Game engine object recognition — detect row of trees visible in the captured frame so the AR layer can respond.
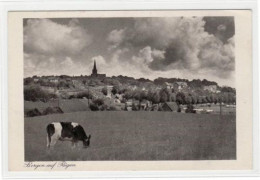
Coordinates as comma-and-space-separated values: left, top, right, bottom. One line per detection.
120, 88, 236, 105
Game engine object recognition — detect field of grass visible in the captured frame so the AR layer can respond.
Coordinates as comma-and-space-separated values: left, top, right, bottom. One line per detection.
24, 112, 236, 161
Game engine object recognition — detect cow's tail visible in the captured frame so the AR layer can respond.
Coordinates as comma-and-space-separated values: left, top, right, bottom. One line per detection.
46, 124, 55, 148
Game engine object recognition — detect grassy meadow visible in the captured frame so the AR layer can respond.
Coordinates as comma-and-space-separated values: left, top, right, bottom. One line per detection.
24, 112, 236, 161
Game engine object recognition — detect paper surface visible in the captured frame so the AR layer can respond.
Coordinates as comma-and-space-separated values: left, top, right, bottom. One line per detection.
8, 10, 252, 171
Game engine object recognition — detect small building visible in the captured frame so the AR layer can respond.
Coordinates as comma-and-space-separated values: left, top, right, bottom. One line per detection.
115, 93, 123, 101
152, 104, 159, 111
164, 82, 174, 89
114, 99, 121, 103
203, 85, 218, 93
161, 102, 179, 112
106, 85, 113, 98
33, 77, 39, 82
174, 82, 188, 91
139, 100, 152, 110
125, 99, 133, 111
48, 77, 59, 84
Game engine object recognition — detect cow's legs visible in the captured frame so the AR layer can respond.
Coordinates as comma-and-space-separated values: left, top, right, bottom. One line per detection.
50, 134, 58, 147
71, 142, 75, 149
46, 135, 50, 148
71, 141, 78, 149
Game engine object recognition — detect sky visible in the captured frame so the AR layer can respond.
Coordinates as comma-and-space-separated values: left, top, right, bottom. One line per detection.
24, 16, 235, 87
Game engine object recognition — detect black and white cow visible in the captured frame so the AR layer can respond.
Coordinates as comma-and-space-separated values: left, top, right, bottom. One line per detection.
46, 122, 91, 148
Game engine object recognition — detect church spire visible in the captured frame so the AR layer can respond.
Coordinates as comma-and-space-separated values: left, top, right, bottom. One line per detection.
92, 60, 97, 75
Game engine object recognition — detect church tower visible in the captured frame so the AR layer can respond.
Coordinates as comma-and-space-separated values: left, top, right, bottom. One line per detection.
92, 60, 97, 76
90, 59, 106, 79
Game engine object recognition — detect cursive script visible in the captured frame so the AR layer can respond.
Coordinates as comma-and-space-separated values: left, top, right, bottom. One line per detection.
24, 162, 76, 170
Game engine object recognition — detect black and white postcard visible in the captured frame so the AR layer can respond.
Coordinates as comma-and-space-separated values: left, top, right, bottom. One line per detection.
7, 10, 253, 171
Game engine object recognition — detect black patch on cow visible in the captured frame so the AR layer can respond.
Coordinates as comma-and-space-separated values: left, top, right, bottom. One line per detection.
46, 123, 55, 143
73, 125, 87, 141
60, 122, 74, 139
60, 122, 87, 141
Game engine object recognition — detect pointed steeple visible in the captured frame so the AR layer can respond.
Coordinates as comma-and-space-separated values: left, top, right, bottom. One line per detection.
92, 59, 97, 75
94, 60, 97, 70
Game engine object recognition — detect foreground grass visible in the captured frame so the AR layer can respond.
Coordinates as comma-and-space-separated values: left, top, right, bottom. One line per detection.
24, 112, 236, 161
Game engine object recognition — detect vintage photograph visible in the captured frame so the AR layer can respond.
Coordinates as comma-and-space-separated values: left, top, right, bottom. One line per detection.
23, 16, 236, 161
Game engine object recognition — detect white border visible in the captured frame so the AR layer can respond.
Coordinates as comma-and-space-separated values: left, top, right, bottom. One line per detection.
1, 0, 259, 178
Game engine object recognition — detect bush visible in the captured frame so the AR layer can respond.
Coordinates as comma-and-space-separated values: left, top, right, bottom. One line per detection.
185, 104, 196, 113
24, 77, 33, 85
108, 105, 117, 111
25, 108, 42, 117
177, 106, 182, 112
100, 104, 108, 111
121, 98, 126, 103
89, 103, 99, 111
68, 95, 76, 99
24, 86, 57, 102
42, 107, 63, 115
132, 103, 139, 111
93, 98, 104, 106
101, 87, 107, 96
76, 91, 93, 99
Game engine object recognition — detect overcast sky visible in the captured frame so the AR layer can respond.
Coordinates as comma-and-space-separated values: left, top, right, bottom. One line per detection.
24, 17, 235, 87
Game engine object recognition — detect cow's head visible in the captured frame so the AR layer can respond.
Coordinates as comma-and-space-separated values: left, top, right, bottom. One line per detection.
83, 135, 91, 148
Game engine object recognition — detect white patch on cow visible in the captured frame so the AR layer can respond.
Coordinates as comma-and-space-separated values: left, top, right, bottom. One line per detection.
71, 122, 78, 128
52, 122, 62, 137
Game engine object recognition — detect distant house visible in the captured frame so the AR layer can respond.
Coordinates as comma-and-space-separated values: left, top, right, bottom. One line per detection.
164, 82, 174, 89
106, 85, 113, 98
141, 87, 147, 91
114, 99, 121, 103
115, 93, 123, 101
125, 99, 145, 111
174, 82, 188, 91
140, 100, 152, 110
155, 86, 162, 90
152, 104, 159, 111
203, 85, 218, 93
161, 102, 179, 112
47, 76, 59, 84
125, 99, 133, 107
33, 78, 39, 82
128, 85, 137, 90
65, 77, 72, 82
50, 79, 59, 83
125, 99, 133, 111
72, 79, 77, 84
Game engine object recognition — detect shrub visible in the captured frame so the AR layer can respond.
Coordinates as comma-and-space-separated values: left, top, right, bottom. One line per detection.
111, 86, 118, 95
101, 87, 108, 96
177, 106, 182, 112
109, 105, 117, 111
42, 107, 63, 115
100, 104, 108, 111
76, 91, 93, 99
24, 77, 33, 85
132, 103, 139, 111
121, 98, 126, 103
68, 95, 76, 99
89, 103, 99, 111
185, 104, 196, 113
24, 85, 57, 102
93, 98, 104, 106
25, 108, 42, 117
